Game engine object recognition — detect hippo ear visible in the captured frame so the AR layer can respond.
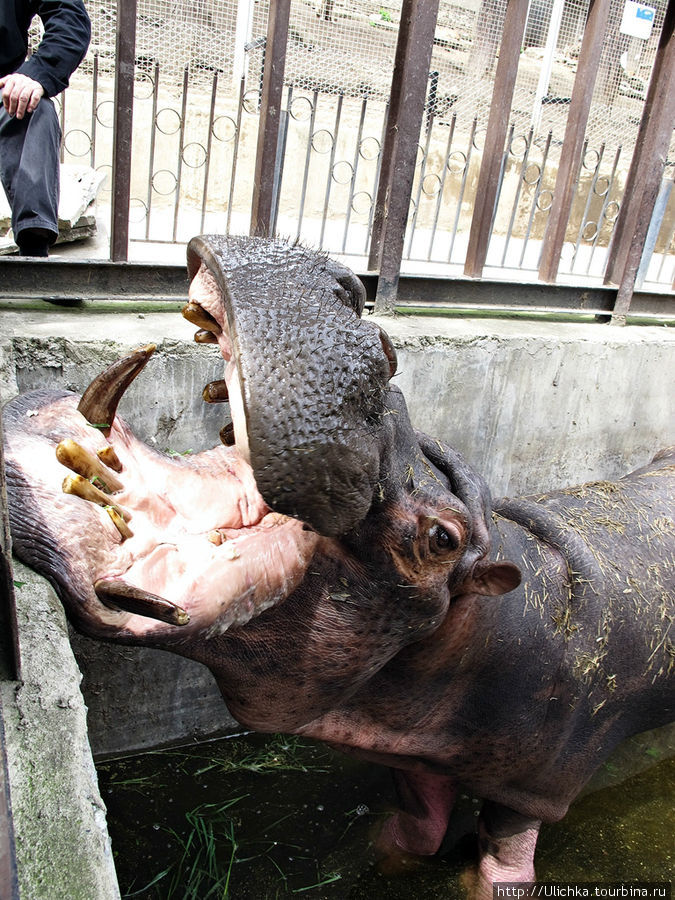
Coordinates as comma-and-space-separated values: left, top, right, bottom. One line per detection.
460, 560, 522, 597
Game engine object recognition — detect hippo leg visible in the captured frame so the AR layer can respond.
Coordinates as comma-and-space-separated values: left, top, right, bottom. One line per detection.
375, 770, 458, 871
469, 801, 540, 898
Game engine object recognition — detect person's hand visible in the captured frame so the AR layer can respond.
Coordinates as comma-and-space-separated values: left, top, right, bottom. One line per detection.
0, 73, 45, 119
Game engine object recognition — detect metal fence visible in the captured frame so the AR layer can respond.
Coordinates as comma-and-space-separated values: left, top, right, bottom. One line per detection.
29, 0, 675, 312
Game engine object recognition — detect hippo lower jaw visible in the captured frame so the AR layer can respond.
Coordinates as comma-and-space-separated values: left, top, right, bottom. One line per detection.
3, 348, 320, 644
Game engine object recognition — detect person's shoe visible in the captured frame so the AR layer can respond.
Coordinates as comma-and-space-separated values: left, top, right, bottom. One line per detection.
17, 227, 54, 258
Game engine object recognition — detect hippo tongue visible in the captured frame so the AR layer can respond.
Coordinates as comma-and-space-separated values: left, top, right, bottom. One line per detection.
186, 235, 392, 538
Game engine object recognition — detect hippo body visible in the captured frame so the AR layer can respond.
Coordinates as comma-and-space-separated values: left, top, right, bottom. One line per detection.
3, 236, 673, 892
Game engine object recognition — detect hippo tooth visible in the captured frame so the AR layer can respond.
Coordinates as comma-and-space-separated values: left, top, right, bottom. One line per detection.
56, 439, 123, 492
219, 422, 235, 446
202, 380, 229, 403
94, 579, 189, 626
97, 445, 122, 472
78, 344, 156, 437
377, 325, 398, 379
105, 506, 133, 540
194, 329, 219, 345
62, 473, 130, 521
181, 301, 222, 335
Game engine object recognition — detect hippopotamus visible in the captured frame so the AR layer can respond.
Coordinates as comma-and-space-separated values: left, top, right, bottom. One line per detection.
3, 235, 673, 894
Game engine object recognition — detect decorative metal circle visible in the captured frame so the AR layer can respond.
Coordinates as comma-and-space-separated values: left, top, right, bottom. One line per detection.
594, 175, 610, 197
422, 173, 442, 197
133, 70, 155, 100
359, 135, 380, 161
604, 200, 620, 222
311, 128, 334, 154
151, 169, 178, 196
242, 89, 260, 114
212, 115, 237, 143
536, 189, 553, 212
560, 241, 576, 261
473, 128, 486, 151
509, 133, 529, 158
582, 148, 600, 170
95, 100, 114, 128
128, 197, 148, 224
182, 141, 207, 168
351, 190, 372, 216
155, 107, 181, 135
289, 95, 313, 121
63, 128, 92, 158
331, 160, 354, 185
447, 150, 467, 175
581, 221, 598, 241
523, 163, 541, 186
95, 163, 112, 192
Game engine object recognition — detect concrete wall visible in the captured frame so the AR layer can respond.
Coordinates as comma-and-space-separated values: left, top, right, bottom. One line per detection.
1, 307, 674, 760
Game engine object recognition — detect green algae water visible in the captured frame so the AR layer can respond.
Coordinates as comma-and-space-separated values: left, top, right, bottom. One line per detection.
97, 733, 674, 899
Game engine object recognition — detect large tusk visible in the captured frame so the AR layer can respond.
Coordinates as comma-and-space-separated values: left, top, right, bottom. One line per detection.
94, 579, 190, 626
105, 506, 133, 540
203, 380, 229, 403
62, 473, 130, 520
182, 301, 222, 335
77, 345, 156, 437
56, 439, 123, 492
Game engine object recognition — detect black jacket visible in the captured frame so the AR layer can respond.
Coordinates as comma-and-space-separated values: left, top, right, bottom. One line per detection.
0, 0, 91, 97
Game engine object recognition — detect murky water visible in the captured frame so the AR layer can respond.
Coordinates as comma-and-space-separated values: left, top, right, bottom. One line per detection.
97, 733, 674, 899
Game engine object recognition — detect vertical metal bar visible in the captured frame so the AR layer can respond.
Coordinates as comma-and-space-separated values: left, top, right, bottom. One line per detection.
364, 100, 390, 255
570, 142, 604, 272
250, 0, 291, 236
226, 76, 246, 235
111, 0, 138, 262
200, 71, 219, 234
319, 93, 343, 248
586, 145, 622, 275
636, 177, 673, 287
520, 130, 552, 267
371, 0, 441, 315
270, 92, 291, 235
464, 0, 530, 278
427, 114, 455, 259
341, 97, 367, 253
59, 91, 66, 162
145, 61, 160, 241
605, 0, 675, 322
172, 66, 189, 244
90, 53, 98, 168
655, 167, 675, 283
487, 122, 515, 266
448, 118, 477, 263
501, 128, 533, 266
405, 111, 434, 258
538, 0, 613, 282
296, 90, 319, 241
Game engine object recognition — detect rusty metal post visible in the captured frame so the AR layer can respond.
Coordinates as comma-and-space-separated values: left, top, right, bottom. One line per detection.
110, 0, 138, 262
250, 0, 291, 237
604, 0, 675, 322
538, 0, 613, 282
370, 0, 441, 315
464, 0, 530, 278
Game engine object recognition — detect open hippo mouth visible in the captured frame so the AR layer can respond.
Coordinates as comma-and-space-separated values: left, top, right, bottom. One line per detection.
3, 236, 398, 644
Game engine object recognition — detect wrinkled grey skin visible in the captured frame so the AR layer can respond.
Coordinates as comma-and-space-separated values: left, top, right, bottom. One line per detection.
3, 236, 674, 894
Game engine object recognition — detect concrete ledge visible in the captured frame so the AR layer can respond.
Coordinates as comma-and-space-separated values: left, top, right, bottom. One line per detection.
0, 562, 119, 899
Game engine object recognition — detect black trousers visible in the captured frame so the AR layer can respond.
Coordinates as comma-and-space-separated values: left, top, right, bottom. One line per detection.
0, 97, 61, 243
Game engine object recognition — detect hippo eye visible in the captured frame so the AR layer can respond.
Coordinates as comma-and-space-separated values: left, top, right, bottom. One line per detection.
429, 523, 459, 553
